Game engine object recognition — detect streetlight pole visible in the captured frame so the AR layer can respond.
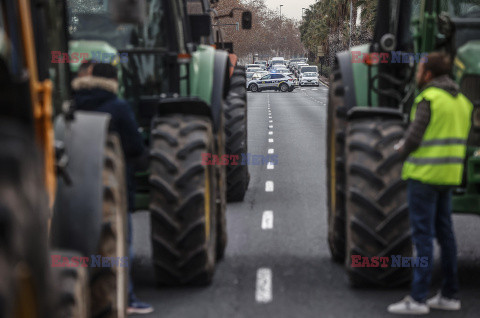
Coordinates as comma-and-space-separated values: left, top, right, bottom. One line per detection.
280, 5, 283, 20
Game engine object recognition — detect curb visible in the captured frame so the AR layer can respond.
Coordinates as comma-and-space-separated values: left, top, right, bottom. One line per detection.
319, 77, 329, 87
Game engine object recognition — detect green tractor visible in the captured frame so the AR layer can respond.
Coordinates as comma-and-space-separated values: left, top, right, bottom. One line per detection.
326, 0, 480, 287
66, 0, 237, 285
187, 0, 252, 203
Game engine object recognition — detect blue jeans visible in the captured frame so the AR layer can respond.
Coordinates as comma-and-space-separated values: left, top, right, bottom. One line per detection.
408, 180, 459, 302
127, 212, 134, 302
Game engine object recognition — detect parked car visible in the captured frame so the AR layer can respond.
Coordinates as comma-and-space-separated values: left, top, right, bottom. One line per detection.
299, 72, 320, 86
299, 65, 319, 76
295, 63, 309, 77
252, 71, 269, 80
275, 68, 298, 85
255, 60, 267, 69
246, 64, 260, 70
247, 73, 295, 93
246, 67, 263, 74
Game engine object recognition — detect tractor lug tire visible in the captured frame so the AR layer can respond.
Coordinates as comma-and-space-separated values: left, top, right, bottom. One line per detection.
149, 115, 217, 286
90, 133, 128, 318
326, 65, 347, 263
345, 118, 412, 287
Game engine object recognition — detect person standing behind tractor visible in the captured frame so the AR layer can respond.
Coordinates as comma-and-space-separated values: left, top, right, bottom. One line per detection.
388, 52, 473, 315
72, 63, 154, 315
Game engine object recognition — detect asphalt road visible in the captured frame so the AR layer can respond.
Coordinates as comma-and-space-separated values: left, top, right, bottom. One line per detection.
131, 86, 480, 318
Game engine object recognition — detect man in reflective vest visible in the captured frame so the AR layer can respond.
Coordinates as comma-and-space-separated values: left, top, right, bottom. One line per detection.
388, 52, 472, 315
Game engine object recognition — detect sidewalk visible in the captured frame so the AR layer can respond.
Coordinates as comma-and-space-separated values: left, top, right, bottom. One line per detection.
319, 75, 329, 87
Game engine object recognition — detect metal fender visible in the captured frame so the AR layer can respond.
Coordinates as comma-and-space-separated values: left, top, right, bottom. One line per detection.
51, 111, 110, 257
336, 50, 357, 110
211, 50, 230, 132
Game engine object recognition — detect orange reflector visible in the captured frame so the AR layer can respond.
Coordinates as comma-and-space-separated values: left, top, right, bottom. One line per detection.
177, 53, 191, 63
363, 54, 374, 66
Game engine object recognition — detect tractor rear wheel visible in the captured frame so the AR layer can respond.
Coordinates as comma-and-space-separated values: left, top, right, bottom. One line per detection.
149, 115, 217, 285
51, 250, 89, 318
90, 133, 128, 318
0, 121, 52, 318
229, 66, 247, 100
345, 118, 412, 287
216, 109, 228, 260
326, 68, 348, 263
224, 89, 249, 202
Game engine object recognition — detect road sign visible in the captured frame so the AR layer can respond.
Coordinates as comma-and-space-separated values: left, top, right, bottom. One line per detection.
317, 46, 325, 57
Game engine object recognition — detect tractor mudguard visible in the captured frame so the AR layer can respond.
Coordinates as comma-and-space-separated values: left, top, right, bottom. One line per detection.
211, 50, 230, 132
347, 107, 404, 121
336, 51, 357, 110
51, 111, 110, 257
154, 96, 212, 118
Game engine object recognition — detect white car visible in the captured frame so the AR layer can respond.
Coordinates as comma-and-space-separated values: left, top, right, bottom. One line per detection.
247, 73, 295, 93
246, 67, 263, 74
299, 72, 320, 86
252, 71, 269, 80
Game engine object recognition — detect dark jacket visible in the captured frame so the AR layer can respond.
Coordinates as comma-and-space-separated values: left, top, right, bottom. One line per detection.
72, 76, 145, 211
400, 75, 461, 157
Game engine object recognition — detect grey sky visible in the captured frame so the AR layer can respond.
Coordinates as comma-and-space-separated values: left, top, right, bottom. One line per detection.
263, 0, 318, 21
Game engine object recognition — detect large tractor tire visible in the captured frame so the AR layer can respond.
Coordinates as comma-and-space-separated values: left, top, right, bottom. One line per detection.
224, 66, 249, 202
228, 66, 247, 100
149, 115, 217, 286
51, 250, 89, 318
216, 115, 227, 261
90, 133, 128, 318
326, 68, 348, 263
345, 118, 412, 287
0, 122, 52, 318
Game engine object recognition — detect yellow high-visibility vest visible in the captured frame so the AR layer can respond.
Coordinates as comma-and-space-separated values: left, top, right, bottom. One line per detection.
402, 86, 473, 185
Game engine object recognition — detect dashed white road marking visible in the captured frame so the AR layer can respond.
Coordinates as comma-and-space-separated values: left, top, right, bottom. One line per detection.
256, 268, 272, 303
269, 120, 273, 123
261, 211, 274, 229
267, 162, 274, 170
269, 125, 273, 129
268, 149, 274, 154
265, 181, 274, 192
268, 138, 274, 143
268, 131, 273, 135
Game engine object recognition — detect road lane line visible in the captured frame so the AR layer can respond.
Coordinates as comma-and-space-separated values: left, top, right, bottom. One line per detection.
269, 125, 273, 129
268, 138, 274, 143
255, 268, 272, 303
269, 120, 273, 123
261, 211, 274, 229
265, 181, 274, 192
268, 131, 273, 135
267, 162, 274, 170
268, 149, 274, 154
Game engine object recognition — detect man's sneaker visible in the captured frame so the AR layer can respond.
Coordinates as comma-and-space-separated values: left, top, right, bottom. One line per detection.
127, 296, 154, 315
387, 296, 430, 315
427, 292, 461, 311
